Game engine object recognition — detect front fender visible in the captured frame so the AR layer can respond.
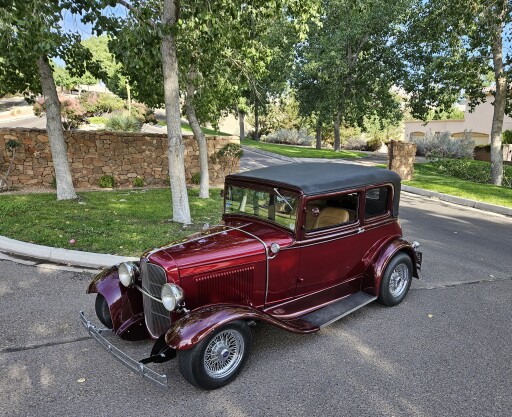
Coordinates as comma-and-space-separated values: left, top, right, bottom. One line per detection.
87, 266, 149, 341
362, 237, 419, 296
165, 304, 319, 351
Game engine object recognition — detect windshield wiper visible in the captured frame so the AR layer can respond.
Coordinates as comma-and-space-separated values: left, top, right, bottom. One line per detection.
273, 188, 294, 212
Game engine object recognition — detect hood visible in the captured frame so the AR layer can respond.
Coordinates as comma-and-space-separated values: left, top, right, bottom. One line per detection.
146, 222, 294, 276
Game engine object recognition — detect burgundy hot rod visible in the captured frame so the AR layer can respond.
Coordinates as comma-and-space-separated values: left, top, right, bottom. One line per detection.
81, 163, 422, 390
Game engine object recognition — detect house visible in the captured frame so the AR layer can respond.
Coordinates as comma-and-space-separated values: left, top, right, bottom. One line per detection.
404, 91, 512, 145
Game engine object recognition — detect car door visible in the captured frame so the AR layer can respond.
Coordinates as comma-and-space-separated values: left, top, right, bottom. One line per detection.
295, 191, 370, 298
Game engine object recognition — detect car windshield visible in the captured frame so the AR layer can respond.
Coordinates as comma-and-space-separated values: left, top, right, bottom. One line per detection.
225, 185, 298, 231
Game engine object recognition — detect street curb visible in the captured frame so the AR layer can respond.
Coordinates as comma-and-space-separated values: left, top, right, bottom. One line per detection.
402, 185, 512, 217
241, 145, 297, 162
0, 236, 138, 269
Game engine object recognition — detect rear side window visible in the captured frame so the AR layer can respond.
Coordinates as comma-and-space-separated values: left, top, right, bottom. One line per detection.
305, 192, 359, 231
365, 187, 390, 219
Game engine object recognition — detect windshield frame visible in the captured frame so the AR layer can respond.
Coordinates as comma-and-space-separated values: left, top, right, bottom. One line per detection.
223, 181, 300, 233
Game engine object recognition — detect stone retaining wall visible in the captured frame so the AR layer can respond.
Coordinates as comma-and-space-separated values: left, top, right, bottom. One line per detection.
0, 128, 240, 189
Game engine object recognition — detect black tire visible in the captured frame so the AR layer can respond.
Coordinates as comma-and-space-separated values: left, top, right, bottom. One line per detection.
177, 321, 252, 390
95, 294, 113, 329
378, 252, 413, 307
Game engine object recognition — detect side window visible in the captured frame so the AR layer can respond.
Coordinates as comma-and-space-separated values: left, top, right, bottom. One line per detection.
365, 186, 390, 219
305, 192, 359, 231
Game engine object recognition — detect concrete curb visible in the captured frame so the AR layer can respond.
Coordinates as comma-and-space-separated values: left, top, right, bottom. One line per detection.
0, 236, 138, 269
402, 185, 512, 217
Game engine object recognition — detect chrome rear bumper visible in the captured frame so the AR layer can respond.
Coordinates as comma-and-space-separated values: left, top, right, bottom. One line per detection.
79, 311, 168, 388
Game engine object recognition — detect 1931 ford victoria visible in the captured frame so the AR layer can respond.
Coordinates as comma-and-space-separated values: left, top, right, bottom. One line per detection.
80, 163, 422, 390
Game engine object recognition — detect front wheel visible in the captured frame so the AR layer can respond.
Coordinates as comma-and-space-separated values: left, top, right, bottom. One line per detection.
378, 252, 413, 307
177, 321, 252, 390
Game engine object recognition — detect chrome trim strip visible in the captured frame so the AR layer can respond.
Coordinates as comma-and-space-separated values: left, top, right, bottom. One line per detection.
135, 285, 162, 303
145, 224, 252, 258
80, 311, 168, 388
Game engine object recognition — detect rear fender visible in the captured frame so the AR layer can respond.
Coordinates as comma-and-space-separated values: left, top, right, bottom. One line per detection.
362, 237, 419, 297
87, 266, 149, 341
165, 304, 319, 351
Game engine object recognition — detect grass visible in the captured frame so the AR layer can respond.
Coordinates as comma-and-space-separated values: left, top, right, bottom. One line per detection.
405, 163, 512, 208
157, 120, 232, 136
87, 116, 109, 125
0, 188, 224, 256
241, 139, 365, 159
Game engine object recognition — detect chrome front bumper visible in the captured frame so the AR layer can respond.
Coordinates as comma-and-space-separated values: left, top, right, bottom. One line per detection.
79, 311, 168, 387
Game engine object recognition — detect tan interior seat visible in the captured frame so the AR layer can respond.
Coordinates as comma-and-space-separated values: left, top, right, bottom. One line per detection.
312, 207, 350, 229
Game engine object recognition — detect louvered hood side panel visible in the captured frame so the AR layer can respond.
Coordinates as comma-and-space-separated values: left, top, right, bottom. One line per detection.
195, 266, 255, 306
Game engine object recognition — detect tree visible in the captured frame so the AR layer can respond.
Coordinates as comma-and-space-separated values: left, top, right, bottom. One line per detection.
399, 0, 512, 186
294, 0, 409, 151
0, 1, 99, 200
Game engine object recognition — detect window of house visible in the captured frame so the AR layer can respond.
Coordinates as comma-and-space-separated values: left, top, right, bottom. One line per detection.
365, 186, 390, 219
305, 192, 359, 231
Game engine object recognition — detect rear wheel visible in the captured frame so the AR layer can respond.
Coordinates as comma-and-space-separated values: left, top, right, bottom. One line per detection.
177, 321, 252, 390
95, 294, 113, 329
378, 252, 413, 307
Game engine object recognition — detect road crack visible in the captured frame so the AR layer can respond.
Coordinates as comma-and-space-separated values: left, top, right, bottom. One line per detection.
412, 275, 512, 290
0, 336, 91, 355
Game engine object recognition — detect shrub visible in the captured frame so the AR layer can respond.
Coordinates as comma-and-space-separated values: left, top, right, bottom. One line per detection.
191, 172, 201, 185
79, 92, 125, 116
503, 130, 512, 145
99, 175, 116, 188
33, 95, 86, 130
132, 177, 144, 187
105, 114, 142, 132
365, 138, 382, 152
430, 159, 512, 189
130, 102, 157, 124
341, 137, 367, 151
212, 143, 243, 177
263, 129, 314, 146
409, 131, 474, 159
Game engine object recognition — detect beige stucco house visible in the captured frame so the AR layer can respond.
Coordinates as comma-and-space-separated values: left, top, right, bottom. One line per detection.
404, 92, 512, 145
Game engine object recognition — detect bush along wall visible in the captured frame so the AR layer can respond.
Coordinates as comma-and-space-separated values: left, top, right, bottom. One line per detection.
0, 128, 240, 189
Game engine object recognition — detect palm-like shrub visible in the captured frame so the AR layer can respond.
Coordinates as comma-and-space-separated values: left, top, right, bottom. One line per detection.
105, 113, 142, 132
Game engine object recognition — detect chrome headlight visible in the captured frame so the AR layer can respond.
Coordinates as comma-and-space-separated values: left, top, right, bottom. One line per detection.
161, 283, 184, 311
118, 262, 140, 287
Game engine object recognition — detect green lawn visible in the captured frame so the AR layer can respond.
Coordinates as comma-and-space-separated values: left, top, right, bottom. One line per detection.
242, 139, 365, 159
405, 163, 512, 208
0, 188, 224, 256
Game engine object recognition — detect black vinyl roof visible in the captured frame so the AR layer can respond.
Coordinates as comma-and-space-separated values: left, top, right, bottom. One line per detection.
227, 163, 402, 215
228, 163, 401, 194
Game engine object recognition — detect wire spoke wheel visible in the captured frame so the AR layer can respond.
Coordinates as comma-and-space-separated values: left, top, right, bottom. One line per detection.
389, 264, 410, 298
203, 329, 244, 379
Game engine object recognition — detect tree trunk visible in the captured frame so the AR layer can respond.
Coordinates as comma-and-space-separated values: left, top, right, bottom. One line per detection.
161, 0, 191, 223
333, 111, 341, 152
315, 121, 322, 149
37, 55, 77, 200
238, 110, 245, 141
185, 66, 209, 199
489, 7, 506, 186
254, 100, 259, 141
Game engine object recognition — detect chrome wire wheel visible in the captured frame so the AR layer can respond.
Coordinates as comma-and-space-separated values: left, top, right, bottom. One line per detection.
389, 263, 410, 298
203, 329, 245, 379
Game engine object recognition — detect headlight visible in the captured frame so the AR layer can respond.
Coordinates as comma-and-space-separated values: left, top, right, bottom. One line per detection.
118, 262, 140, 287
161, 283, 184, 311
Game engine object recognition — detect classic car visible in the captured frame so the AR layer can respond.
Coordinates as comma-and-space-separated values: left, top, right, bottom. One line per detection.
80, 162, 422, 390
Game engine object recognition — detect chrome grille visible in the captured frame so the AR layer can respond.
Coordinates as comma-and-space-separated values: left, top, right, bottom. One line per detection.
141, 259, 171, 338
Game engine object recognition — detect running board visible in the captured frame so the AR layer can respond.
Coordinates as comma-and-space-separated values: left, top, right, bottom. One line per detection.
300, 292, 377, 328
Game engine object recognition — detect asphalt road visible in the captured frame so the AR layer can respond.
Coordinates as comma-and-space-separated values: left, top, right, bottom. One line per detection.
1, 188, 511, 416
0, 115, 47, 129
